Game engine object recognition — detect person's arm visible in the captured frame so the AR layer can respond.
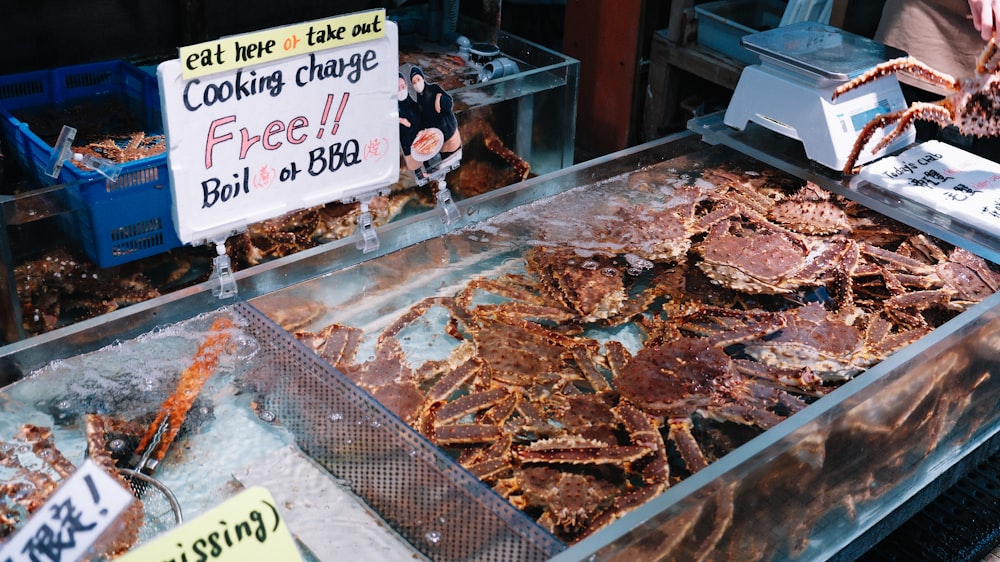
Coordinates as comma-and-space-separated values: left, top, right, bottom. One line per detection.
438, 91, 454, 114
969, 0, 1000, 40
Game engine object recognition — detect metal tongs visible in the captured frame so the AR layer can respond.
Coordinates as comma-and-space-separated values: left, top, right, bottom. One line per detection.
130, 415, 171, 476
120, 415, 183, 522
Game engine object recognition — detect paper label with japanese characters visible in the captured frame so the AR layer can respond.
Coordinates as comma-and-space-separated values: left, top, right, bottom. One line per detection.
858, 140, 1000, 232
0, 459, 134, 562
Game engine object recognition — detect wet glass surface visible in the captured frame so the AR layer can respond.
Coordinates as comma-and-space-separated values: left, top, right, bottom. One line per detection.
0, 310, 326, 551
250, 141, 1000, 557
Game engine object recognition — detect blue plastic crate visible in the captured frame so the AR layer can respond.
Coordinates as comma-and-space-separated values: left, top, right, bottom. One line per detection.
0, 60, 181, 268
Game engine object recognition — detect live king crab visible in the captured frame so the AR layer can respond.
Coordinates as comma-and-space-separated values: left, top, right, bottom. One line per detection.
833, 37, 1000, 174
0, 315, 240, 554
15, 249, 166, 335
0, 421, 146, 557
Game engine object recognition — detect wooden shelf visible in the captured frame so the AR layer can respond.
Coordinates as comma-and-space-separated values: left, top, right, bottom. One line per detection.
643, 28, 746, 141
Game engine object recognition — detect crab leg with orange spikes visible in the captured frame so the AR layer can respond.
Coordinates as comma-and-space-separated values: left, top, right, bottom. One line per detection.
134, 316, 235, 466
833, 58, 961, 102
841, 103, 954, 174
978, 38, 1000, 73
831, 39, 1000, 177
832, 57, 962, 174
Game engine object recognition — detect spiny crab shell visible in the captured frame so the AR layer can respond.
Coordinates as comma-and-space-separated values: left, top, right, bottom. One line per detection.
741, 302, 870, 381
583, 183, 715, 264
524, 245, 628, 323
767, 184, 851, 236
614, 337, 804, 430
695, 217, 855, 295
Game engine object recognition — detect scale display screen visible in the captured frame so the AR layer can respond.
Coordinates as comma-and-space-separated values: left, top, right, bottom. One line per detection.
849, 98, 891, 132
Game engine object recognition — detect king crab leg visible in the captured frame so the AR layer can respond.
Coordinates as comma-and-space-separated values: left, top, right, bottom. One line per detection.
831, 38, 1000, 174
134, 316, 234, 468
840, 103, 954, 174
833, 59, 960, 102
977, 39, 1000, 73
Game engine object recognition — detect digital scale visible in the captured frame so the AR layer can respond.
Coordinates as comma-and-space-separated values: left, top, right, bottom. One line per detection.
724, 21, 915, 171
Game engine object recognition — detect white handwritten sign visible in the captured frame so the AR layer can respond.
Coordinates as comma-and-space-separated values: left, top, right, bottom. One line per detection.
858, 140, 1000, 233
0, 460, 134, 562
157, 12, 399, 245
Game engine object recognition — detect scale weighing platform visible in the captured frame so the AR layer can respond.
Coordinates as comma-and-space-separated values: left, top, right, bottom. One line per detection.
724, 21, 915, 171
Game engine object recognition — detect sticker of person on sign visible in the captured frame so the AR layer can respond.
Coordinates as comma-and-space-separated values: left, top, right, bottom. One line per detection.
399, 64, 462, 186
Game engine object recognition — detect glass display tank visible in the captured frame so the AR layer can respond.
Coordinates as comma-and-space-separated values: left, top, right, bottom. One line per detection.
1, 132, 999, 561
0, 13, 580, 341
393, 7, 579, 179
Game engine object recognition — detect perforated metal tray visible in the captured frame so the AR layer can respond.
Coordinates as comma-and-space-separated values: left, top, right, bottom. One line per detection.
232, 301, 564, 561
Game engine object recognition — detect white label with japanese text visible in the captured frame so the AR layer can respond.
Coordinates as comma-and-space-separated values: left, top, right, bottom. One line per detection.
858, 140, 1000, 232
0, 459, 134, 562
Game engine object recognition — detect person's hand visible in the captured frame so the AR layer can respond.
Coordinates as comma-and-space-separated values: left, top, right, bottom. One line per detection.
969, 0, 1000, 41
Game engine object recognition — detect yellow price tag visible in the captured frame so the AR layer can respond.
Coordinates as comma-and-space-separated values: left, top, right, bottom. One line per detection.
117, 486, 302, 562
179, 9, 386, 79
